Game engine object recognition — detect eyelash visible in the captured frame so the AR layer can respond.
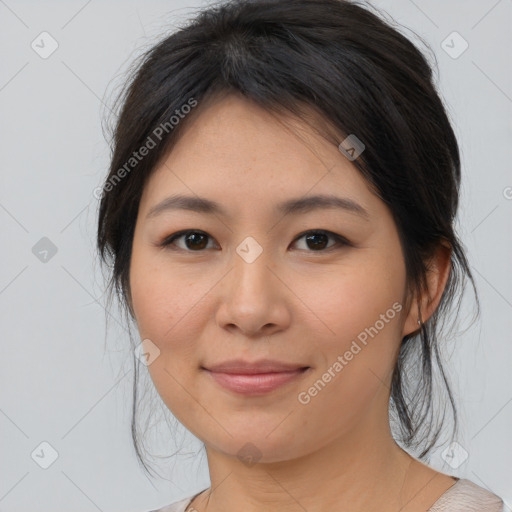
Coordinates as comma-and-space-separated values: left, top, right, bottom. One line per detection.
158, 229, 351, 253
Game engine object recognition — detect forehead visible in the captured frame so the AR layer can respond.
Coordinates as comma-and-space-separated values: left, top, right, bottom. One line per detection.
139, 93, 377, 218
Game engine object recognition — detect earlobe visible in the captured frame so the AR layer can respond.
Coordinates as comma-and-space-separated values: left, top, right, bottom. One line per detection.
401, 242, 452, 338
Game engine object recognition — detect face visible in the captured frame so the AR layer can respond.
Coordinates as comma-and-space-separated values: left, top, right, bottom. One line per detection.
129, 94, 419, 463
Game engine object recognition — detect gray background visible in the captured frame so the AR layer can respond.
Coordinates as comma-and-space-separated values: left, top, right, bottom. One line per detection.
1, 0, 511, 510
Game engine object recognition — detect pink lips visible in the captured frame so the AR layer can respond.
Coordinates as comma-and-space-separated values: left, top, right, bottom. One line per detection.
202, 359, 310, 395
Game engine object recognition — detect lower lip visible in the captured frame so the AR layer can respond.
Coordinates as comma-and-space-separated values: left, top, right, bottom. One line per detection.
204, 368, 309, 395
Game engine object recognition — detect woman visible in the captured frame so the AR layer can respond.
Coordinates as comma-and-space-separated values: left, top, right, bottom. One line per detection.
96, 0, 506, 510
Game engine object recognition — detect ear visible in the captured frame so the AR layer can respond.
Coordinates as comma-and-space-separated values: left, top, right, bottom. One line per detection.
402, 241, 452, 337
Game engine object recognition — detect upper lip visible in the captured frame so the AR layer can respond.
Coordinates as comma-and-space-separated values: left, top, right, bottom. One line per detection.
203, 359, 309, 374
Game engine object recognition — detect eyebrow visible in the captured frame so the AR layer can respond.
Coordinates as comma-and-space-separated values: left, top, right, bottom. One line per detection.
146, 193, 370, 221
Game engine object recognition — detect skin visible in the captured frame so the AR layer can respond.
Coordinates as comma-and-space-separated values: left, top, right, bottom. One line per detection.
129, 93, 456, 512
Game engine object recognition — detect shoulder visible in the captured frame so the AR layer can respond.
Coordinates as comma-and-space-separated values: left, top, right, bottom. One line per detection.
145, 480, 507, 512
145, 495, 194, 512
428, 478, 506, 512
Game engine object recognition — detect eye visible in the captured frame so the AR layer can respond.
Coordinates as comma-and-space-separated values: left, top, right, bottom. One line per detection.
291, 229, 349, 252
159, 229, 350, 252
159, 230, 217, 251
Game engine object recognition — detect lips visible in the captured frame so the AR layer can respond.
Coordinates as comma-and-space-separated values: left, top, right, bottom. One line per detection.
202, 359, 311, 395
203, 358, 309, 374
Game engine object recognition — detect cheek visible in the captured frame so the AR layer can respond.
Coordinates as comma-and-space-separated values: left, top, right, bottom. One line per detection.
302, 255, 405, 343
129, 245, 203, 347
294, 260, 405, 433
310, 249, 407, 388
129, 250, 206, 421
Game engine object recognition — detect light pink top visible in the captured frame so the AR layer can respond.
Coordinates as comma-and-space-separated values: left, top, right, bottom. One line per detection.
148, 477, 506, 512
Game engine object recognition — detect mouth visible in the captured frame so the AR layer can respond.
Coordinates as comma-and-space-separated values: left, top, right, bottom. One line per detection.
201, 360, 311, 395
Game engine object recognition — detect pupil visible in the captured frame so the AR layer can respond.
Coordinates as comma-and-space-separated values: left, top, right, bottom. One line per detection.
186, 232, 207, 250
306, 233, 327, 250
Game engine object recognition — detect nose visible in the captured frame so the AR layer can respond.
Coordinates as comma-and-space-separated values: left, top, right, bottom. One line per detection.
214, 240, 292, 338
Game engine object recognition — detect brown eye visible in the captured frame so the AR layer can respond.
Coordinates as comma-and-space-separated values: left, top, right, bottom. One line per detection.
292, 230, 349, 252
160, 230, 216, 251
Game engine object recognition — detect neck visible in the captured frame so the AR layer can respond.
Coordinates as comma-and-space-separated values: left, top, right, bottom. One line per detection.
194, 406, 419, 512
